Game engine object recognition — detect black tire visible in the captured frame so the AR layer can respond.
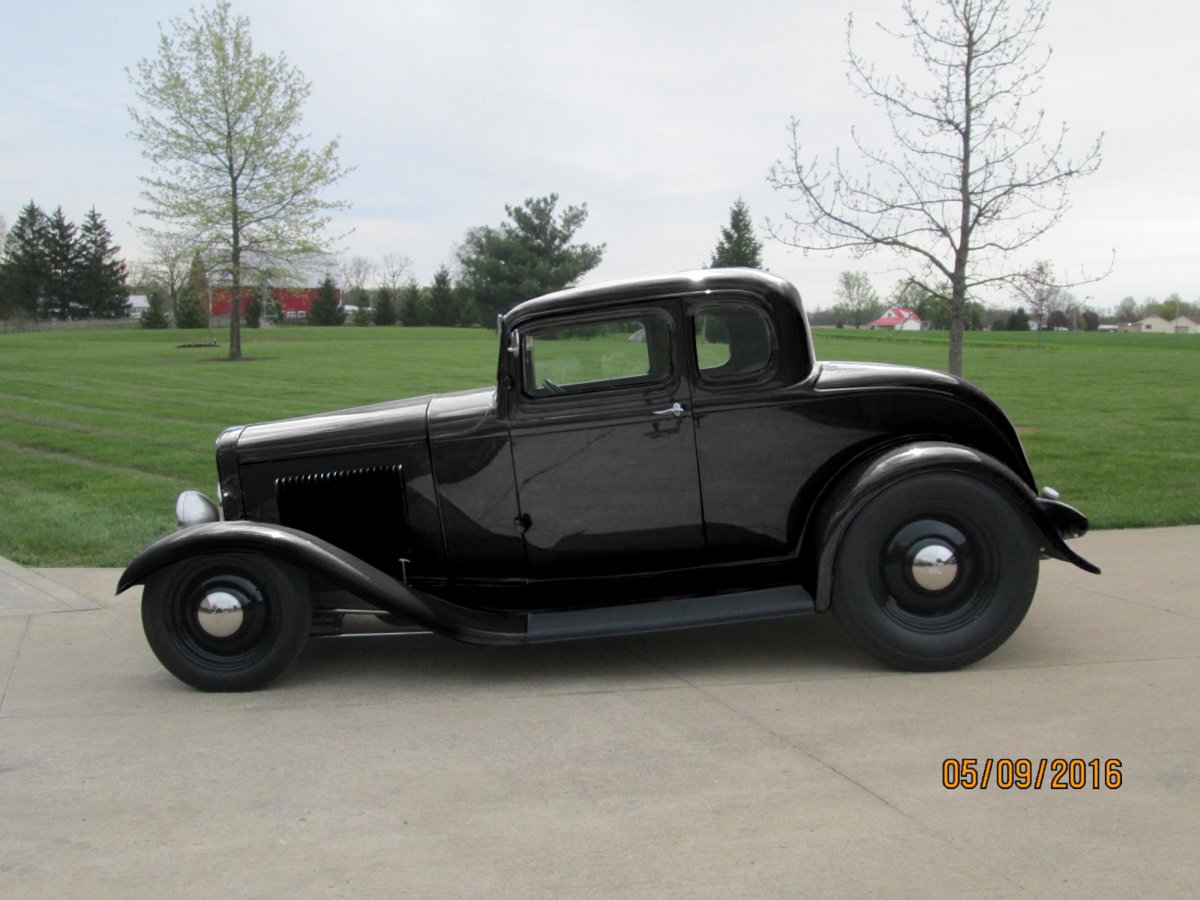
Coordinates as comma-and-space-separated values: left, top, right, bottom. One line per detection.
142, 554, 312, 692
832, 473, 1038, 671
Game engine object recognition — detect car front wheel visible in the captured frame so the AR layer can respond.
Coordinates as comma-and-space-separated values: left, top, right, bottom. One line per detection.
142, 554, 311, 691
832, 473, 1039, 671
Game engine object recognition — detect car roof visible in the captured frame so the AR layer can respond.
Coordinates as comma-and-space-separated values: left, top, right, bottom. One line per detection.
501, 268, 803, 327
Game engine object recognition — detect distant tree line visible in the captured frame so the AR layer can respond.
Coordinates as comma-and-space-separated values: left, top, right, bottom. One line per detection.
1113, 294, 1199, 323
811, 266, 1199, 335
0, 201, 129, 321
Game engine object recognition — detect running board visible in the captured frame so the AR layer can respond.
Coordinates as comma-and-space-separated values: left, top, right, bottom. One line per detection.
525, 584, 815, 643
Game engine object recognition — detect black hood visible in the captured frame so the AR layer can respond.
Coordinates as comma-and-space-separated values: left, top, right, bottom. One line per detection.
234, 393, 435, 464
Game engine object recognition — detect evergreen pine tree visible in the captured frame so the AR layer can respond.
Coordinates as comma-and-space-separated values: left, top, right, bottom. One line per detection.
428, 266, 459, 326
708, 198, 764, 269
399, 280, 428, 326
373, 286, 397, 325
140, 289, 171, 328
77, 208, 129, 318
308, 274, 345, 325
0, 201, 49, 319
43, 207, 81, 320
175, 252, 210, 328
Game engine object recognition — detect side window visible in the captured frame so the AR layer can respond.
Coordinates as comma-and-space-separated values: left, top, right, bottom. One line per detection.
522, 314, 672, 397
693, 303, 774, 381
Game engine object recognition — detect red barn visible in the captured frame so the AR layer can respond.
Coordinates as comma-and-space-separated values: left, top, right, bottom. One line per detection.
210, 287, 335, 319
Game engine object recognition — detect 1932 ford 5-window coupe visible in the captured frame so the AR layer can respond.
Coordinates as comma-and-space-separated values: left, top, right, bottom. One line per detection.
119, 269, 1098, 691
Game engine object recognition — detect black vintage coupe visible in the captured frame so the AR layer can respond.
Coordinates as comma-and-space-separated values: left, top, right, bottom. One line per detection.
119, 269, 1097, 690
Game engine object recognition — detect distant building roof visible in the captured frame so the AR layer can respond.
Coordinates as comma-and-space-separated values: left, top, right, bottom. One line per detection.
869, 306, 920, 327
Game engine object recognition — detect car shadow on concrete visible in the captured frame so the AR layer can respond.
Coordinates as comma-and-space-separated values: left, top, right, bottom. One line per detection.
286, 612, 887, 695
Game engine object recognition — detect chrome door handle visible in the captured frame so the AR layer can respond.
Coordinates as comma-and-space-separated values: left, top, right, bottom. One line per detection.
653, 402, 686, 418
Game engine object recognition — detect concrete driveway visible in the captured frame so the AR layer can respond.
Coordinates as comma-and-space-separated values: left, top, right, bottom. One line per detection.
1, 527, 1196, 897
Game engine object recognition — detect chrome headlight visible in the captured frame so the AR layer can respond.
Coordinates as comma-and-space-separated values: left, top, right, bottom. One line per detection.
175, 491, 220, 528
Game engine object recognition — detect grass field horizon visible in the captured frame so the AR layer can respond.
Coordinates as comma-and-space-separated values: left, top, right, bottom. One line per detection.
2, 323, 1197, 567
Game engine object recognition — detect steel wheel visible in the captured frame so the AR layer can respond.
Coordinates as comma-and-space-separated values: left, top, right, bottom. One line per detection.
142, 554, 311, 691
832, 473, 1038, 670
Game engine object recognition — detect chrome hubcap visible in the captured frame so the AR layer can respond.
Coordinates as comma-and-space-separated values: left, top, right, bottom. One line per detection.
197, 590, 245, 638
910, 542, 958, 592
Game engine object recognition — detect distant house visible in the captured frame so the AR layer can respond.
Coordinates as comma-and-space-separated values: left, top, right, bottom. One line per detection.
1170, 315, 1200, 334
127, 295, 149, 319
1125, 315, 1172, 333
868, 307, 922, 331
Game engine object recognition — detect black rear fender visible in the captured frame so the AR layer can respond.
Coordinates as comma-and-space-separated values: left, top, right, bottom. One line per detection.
809, 441, 1099, 611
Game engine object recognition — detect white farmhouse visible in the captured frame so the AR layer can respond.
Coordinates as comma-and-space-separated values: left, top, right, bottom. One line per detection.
868, 307, 923, 331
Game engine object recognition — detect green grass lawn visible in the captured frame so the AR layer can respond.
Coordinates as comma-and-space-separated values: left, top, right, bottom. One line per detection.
1, 324, 1197, 566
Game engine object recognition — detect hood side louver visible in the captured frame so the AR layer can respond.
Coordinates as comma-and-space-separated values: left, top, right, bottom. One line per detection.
275, 464, 411, 579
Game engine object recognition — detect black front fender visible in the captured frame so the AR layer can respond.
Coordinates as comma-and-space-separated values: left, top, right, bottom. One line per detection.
118, 522, 526, 644
811, 441, 1099, 611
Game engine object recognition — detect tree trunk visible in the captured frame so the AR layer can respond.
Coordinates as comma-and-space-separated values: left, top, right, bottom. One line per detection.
948, 272, 967, 378
948, 306, 965, 376
229, 277, 242, 360
229, 209, 242, 361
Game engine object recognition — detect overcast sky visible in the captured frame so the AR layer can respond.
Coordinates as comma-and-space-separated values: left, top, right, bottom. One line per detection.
2, 0, 1196, 311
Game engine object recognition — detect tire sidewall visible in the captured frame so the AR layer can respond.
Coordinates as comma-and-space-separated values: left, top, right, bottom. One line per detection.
142, 554, 311, 691
833, 473, 1038, 671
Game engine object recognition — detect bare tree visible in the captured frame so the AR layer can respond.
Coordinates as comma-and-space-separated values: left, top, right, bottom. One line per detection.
379, 253, 412, 295
138, 230, 196, 317
338, 255, 375, 307
1010, 259, 1059, 346
768, 0, 1102, 376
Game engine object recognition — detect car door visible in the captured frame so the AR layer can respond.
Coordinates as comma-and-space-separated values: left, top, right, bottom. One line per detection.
687, 296, 796, 564
507, 301, 705, 580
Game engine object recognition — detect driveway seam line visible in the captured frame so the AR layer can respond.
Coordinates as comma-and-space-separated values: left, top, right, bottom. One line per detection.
0, 615, 31, 714
1041, 577, 1198, 620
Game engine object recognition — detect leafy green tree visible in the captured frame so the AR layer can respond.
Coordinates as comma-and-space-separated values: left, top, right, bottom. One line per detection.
129, 0, 349, 360
0, 201, 49, 319
1115, 296, 1141, 323
457, 194, 605, 326
373, 286, 397, 325
76, 208, 129, 318
1156, 293, 1188, 321
768, 0, 1102, 376
833, 271, 882, 328
709, 197, 763, 268
308, 274, 345, 325
398, 280, 428, 326
140, 289, 171, 328
175, 251, 210, 328
1082, 310, 1100, 331
43, 207, 80, 320
429, 265, 460, 326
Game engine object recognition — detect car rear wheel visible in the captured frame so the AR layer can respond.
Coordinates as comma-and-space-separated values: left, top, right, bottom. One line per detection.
832, 473, 1038, 671
142, 554, 311, 691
